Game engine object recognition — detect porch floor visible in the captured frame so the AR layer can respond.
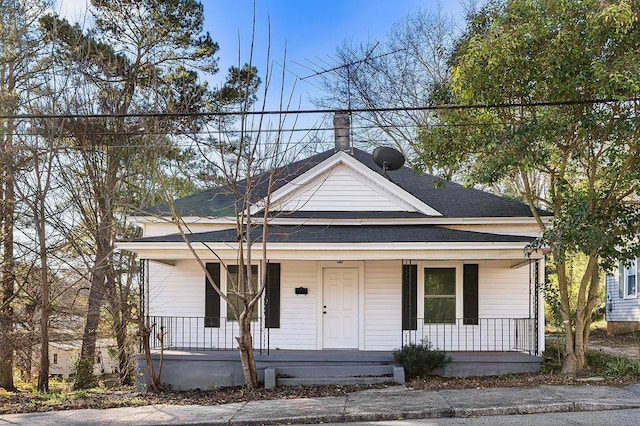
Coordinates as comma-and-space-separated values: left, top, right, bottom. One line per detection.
153, 348, 396, 362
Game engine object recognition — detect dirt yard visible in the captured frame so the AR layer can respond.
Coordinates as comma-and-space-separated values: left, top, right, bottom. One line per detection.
588, 327, 640, 360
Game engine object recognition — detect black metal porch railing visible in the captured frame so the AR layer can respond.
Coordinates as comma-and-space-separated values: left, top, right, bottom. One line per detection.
402, 317, 538, 355
145, 316, 538, 355
147, 316, 264, 351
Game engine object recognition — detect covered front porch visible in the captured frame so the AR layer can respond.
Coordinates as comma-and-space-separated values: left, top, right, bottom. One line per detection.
135, 252, 544, 390
136, 315, 542, 390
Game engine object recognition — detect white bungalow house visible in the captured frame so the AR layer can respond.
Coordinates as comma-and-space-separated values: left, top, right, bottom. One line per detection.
119, 117, 549, 390
606, 259, 640, 334
44, 339, 118, 380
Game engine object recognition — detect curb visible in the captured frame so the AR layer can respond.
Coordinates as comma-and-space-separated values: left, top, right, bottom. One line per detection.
210, 402, 638, 425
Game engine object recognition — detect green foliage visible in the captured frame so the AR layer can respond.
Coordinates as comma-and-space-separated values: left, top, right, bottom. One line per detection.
418, 0, 640, 373
540, 341, 564, 374
543, 253, 605, 328
604, 357, 640, 378
585, 350, 616, 371
73, 358, 97, 390
542, 279, 563, 329
217, 64, 261, 108
392, 340, 450, 380
419, 0, 640, 267
543, 339, 640, 377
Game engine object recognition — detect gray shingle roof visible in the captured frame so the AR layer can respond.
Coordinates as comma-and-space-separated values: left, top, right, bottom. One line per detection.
134, 148, 548, 218
134, 225, 535, 244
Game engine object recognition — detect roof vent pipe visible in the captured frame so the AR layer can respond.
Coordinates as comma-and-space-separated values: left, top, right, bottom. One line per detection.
333, 111, 351, 153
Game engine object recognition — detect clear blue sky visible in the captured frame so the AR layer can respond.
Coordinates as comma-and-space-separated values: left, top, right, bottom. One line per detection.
56, 0, 467, 133
205, 0, 466, 109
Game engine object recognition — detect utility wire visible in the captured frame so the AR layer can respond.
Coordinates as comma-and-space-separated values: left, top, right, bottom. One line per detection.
2, 96, 639, 120
1, 121, 499, 138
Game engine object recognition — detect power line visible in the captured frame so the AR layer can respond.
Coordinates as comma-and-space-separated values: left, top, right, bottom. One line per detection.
0, 121, 498, 138
2, 96, 639, 120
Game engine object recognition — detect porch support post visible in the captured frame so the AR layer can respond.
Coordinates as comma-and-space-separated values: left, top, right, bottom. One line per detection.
533, 260, 539, 355
139, 259, 148, 352
536, 259, 545, 355
528, 255, 543, 356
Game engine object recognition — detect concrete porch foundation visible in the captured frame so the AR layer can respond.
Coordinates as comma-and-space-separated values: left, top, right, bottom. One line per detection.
607, 321, 640, 335
136, 349, 542, 391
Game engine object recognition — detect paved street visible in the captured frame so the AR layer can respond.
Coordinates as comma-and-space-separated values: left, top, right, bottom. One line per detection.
327, 408, 640, 425
1, 383, 640, 425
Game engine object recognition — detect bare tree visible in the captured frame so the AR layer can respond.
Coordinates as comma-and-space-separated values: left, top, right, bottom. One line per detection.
39, 0, 223, 389
315, 6, 458, 161
0, 0, 50, 391
155, 26, 310, 387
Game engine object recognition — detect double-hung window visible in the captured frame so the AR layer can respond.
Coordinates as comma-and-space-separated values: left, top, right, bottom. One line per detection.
226, 265, 259, 320
624, 259, 638, 299
424, 267, 456, 324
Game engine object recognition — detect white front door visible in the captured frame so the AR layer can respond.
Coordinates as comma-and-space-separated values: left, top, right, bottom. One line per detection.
322, 267, 359, 348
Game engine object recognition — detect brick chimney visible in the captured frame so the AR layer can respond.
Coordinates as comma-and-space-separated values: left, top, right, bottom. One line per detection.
333, 111, 351, 153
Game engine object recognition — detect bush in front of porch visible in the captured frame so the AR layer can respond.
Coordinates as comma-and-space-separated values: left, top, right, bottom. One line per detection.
393, 340, 450, 380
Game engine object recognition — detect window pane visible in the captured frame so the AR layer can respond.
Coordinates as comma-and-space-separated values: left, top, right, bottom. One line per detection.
227, 265, 259, 320
424, 268, 456, 295
424, 298, 456, 323
627, 275, 637, 297
424, 267, 456, 324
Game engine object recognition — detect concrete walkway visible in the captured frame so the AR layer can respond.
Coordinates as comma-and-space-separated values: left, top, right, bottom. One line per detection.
1, 383, 640, 425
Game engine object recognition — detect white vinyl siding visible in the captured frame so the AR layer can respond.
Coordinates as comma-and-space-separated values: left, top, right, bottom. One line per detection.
149, 260, 204, 317
363, 261, 402, 350
478, 261, 530, 318
267, 261, 319, 349
606, 267, 640, 322
277, 165, 415, 212
147, 259, 537, 352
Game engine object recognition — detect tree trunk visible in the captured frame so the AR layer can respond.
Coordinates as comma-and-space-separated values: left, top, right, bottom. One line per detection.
106, 256, 135, 385
556, 254, 579, 374
557, 252, 601, 374
37, 257, 50, 392
37, 313, 49, 392
36, 149, 51, 393
0, 131, 16, 392
139, 317, 165, 393
236, 312, 257, 389
75, 159, 115, 390
74, 251, 108, 389
112, 304, 133, 385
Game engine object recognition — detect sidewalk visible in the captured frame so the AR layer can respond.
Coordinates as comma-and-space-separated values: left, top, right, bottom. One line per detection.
2, 383, 640, 425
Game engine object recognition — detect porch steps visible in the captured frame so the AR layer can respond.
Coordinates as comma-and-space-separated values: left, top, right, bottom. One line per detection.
263, 358, 404, 389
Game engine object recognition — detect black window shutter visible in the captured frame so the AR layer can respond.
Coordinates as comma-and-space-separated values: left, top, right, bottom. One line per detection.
205, 263, 221, 328
402, 264, 417, 330
265, 263, 281, 328
463, 264, 479, 325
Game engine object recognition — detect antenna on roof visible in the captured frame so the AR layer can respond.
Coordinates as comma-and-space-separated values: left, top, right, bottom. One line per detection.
372, 146, 405, 176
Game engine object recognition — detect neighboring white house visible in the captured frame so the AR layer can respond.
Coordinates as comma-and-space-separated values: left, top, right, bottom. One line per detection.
43, 339, 118, 379
119, 115, 550, 389
606, 259, 640, 334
